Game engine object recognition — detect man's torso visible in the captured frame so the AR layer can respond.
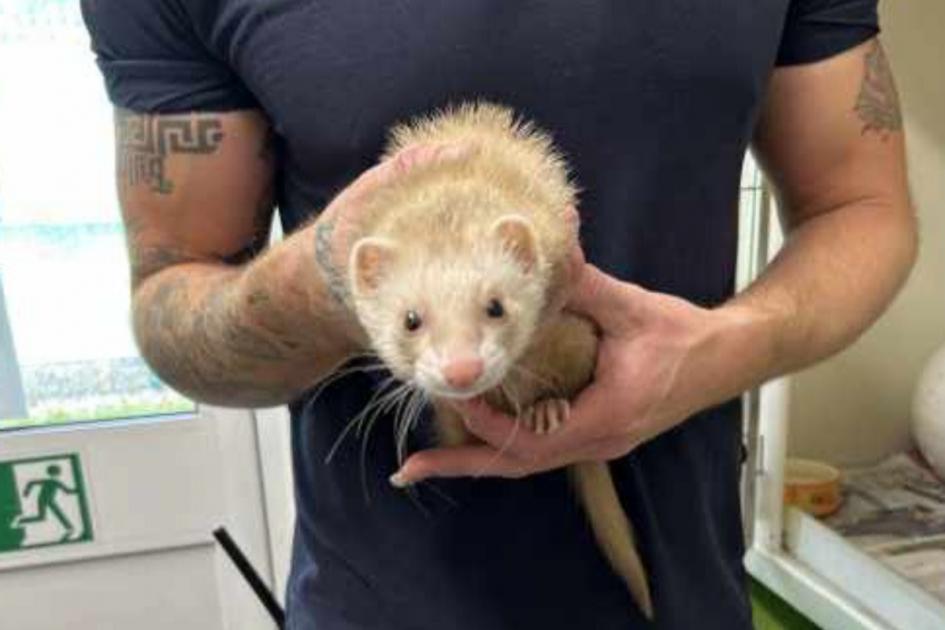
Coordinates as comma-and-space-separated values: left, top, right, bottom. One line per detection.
157, 2, 789, 627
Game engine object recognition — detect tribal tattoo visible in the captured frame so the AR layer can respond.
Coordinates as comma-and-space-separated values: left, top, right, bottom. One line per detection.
116, 109, 224, 194
854, 41, 903, 137
137, 271, 303, 404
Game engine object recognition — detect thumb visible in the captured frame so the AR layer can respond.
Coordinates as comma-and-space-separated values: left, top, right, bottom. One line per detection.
566, 264, 647, 333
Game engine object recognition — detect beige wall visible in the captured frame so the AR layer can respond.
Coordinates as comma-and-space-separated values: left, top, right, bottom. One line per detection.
787, 1, 945, 465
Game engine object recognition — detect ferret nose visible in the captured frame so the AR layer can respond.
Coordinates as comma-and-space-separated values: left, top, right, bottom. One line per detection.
442, 357, 484, 389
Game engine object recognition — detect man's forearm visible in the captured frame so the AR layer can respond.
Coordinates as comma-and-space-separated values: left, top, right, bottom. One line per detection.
133, 223, 362, 407
718, 196, 917, 394
707, 39, 917, 402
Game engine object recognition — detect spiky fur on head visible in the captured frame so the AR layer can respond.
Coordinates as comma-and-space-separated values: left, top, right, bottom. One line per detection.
349, 102, 578, 398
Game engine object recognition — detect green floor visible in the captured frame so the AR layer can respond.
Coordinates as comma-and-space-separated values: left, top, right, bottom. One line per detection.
751, 579, 821, 630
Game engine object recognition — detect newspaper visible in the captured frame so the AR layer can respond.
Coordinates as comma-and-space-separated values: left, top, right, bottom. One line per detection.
823, 452, 945, 602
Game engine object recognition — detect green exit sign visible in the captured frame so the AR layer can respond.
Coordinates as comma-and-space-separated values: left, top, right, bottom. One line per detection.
0, 453, 93, 554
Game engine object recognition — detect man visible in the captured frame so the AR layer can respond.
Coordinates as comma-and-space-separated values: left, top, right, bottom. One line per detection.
80, 1, 915, 628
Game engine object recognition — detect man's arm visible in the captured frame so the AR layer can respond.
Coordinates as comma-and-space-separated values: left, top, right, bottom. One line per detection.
120, 108, 461, 407
392, 37, 918, 483
119, 108, 349, 407
730, 37, 916, 380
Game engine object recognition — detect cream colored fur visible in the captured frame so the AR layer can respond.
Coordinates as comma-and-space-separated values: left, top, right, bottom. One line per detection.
349, 102, 654, 619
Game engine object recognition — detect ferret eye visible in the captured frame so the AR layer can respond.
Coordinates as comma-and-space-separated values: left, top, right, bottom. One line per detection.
404, 310, 423, 332
486, 298, 505, 319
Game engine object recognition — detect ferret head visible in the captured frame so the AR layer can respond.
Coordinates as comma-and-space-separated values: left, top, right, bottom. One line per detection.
349, 214, 548, 399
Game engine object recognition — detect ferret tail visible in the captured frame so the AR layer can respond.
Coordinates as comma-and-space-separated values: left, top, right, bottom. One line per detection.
569, 460, 654, 620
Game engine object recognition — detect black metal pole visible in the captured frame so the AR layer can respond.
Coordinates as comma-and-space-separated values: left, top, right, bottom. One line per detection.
213, 526, 286, 629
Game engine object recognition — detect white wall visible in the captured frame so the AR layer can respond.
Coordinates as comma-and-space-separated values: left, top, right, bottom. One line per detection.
788, 1, 945, 465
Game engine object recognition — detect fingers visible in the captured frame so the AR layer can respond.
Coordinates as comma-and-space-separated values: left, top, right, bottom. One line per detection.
391, 444, 531, 485
564, 263, 620, 321
563, 241, 587, 294
544, 237, 587, 314
319, 141, 473, 276
565, 263, 649, 333
455, 397, 574, 460
389, 392, 643, 485
564, 204, 581, 240
338, 142, 472, 210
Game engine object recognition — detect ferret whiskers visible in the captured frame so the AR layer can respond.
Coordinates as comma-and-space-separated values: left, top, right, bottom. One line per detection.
393, 387, 439, 515
309, 353, 388, 403
359, 381, 418, 502
473, 382, 524, 478
397, 388, 426, 466
325, 374, 399, 464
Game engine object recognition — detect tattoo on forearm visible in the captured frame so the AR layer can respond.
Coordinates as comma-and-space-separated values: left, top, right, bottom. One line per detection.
137, 272, 305, 405
116, 109, 224, 194
854, 41, 903, 137
202, 286, 297, 362
314, 220, 350, 305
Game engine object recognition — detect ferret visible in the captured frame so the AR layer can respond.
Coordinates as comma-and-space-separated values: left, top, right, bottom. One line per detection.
345, 102, 654, 619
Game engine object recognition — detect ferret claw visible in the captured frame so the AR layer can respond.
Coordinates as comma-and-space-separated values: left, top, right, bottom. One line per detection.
520, 407, 536, 432
522, 398, 569, 435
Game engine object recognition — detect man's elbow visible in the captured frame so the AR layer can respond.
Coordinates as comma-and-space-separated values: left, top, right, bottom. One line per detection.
892, 194, 920, 286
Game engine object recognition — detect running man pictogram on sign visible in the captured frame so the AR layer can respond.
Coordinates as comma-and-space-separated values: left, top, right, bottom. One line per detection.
0, 454, 93, 553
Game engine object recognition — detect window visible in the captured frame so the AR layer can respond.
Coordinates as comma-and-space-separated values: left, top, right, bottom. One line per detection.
0, 1, 193, 430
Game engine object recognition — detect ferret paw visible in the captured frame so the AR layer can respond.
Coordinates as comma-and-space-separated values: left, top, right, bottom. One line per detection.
520, 398, 570, 435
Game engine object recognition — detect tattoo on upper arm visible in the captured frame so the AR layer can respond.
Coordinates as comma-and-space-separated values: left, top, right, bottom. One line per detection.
854, 41, 903, 137
121, 118, 275, 278
116, 109, 224, 195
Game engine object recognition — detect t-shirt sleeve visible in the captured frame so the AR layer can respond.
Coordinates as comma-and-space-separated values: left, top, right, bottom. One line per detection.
776, 0, 880, 66
80, 0, 258, 113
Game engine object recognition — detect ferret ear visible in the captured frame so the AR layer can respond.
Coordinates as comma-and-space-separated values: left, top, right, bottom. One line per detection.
350, 237, 398, 296
490, 214, 538, 273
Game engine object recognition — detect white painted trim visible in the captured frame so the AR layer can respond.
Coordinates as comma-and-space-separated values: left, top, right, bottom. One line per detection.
0, 273, 28, 419
0, 410, 201, 441
204, 405, 279, 630
737, 163, 772, 548
784, 508, 945, 630
0, 531, 215, 572
254, 405, 296, 606
751, 377, 791, 552
746, 546, 892, 630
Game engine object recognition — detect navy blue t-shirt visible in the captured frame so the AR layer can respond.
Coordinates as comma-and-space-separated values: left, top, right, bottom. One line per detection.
81, 2, 879, 628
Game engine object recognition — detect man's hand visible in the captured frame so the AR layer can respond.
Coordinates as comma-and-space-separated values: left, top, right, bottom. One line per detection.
390, 261, 768, 484
310, 142, 471, 312
391, 37, 917, 484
